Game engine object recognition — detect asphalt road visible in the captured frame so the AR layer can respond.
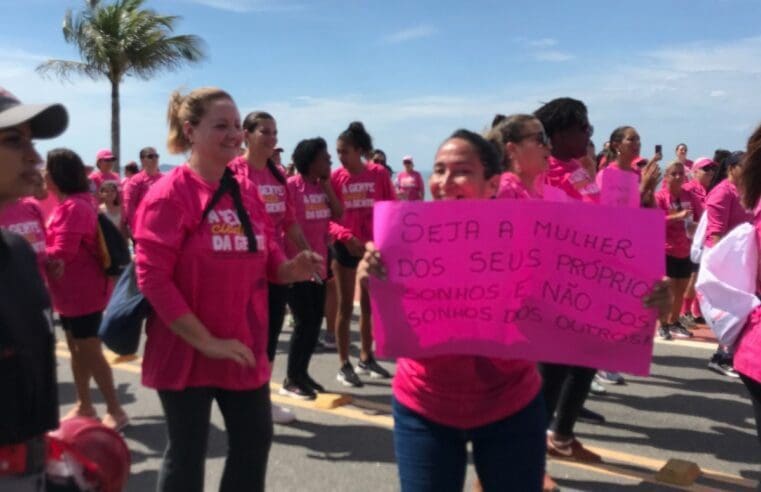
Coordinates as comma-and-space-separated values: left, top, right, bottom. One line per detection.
54, 318, 761, 491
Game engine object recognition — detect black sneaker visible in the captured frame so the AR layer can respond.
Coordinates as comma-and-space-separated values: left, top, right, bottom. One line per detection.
336, 362, 363, 387
279, 378, 316, 401
302, 374, 326, 393
693, 315, 706, 324
657, 325, 673, 340
356, 357, 392, 379
669, 322, 694, 339
577, 407, 606, 424
678, 314, 697, 328
708, 361, 741, 378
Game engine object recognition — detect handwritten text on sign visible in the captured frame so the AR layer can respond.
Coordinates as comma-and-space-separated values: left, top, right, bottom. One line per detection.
369, 199, 665, 375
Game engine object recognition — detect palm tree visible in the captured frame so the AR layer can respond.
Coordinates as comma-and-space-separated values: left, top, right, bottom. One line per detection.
37, 0, 205, 170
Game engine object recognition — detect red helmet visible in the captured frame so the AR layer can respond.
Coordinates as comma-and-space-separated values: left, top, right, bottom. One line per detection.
47, 417, 130, 492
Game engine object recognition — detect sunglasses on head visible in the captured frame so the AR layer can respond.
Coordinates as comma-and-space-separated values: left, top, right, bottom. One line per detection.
519, 131, 550, 147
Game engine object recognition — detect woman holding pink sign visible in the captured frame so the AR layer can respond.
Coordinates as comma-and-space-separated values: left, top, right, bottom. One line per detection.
358, 127, 672, 492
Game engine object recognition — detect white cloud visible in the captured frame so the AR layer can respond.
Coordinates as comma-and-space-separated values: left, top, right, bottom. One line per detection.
5, 35, 761, 173
181, 0, 303, 13
527, 38, 558, 48
533, 50, 574, 62
382, 25, 437, 45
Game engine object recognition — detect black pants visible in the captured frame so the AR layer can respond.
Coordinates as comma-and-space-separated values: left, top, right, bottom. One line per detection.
156, 385, 273, 492
286, 281, 326, 380
267, 283, 290, 362
740, 373, 761, 448
539, 363, 596, 436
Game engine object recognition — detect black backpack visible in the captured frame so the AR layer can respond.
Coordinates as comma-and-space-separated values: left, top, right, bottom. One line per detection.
95, 214, 131, 277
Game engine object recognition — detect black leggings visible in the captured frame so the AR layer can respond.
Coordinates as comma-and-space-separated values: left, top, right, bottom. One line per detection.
156, 384, 273, 492
539, 363, 596, 437
267, 283, 290, 362
740, 373, 761, 449
285, 281, 326, 380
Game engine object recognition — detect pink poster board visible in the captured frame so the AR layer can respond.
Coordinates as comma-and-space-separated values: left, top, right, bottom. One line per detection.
370, 199, 665, 375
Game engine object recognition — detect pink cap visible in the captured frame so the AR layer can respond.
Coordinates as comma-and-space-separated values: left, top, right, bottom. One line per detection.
402, 155, 413, 162
96, 149, 115, 161
693, 157, 717, 170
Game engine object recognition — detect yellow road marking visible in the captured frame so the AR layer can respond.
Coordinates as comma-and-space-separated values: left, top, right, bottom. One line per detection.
56, 343, 758, 490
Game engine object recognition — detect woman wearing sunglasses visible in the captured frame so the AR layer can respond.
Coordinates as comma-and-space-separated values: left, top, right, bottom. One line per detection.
489, 114, 550, 200
122, 146, 163, 235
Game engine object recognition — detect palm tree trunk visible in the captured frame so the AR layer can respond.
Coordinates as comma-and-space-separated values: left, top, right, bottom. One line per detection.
110, 79, 120, 173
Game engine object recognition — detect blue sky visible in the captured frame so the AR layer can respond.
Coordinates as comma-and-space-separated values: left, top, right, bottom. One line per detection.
2, 0, 761, 173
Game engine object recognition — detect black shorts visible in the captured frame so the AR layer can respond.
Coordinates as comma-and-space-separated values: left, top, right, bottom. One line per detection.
666, 256, 692, 279
60, 311, 102, 339
691, 260, 700, 274
330, 240, 361, 269
326, 247, 334, 280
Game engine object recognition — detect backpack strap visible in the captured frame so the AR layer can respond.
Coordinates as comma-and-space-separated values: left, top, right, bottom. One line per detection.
201, 168, 258, 253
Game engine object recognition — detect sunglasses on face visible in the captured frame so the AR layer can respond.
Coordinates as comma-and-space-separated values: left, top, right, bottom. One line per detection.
102, 157, 116, 162
142, 153, 159, 159
519, 131, 550, 147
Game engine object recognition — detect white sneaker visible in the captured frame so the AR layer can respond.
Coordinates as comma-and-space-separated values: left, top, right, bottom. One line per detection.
589, 380, 607, 395
272, 404, 296, 424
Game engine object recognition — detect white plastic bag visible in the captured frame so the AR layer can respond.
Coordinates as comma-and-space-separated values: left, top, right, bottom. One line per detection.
690, 211, 708, 263
696, 222, 760, 346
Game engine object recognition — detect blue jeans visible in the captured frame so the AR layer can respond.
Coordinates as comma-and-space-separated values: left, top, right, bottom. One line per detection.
392, 393, 547, 492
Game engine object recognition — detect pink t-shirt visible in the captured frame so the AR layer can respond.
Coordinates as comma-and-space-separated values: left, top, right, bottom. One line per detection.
45, 193, 109, 317
595, 165, 640, 208
704, 179, 752, 247
286, 175, 331, 279
545, 156, 600, 204
0, 198, 47, 257
230, 156, 296, 253
733, 203, 761, 383
655, 188, 699, 258
89, 170, 121, 191
393, 173, 542, 430
330, 163, 395, 244
122, 169, 163, 231
134, 165, 286, 391
395, 170, 425, 201
682, 180, 709, 219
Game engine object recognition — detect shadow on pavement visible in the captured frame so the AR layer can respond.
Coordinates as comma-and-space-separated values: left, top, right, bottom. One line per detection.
57, 381, 137, 410
273, 419, 395, 464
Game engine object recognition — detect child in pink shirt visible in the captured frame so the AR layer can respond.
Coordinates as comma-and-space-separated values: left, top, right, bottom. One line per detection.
395, 156, 425, 200
44, 148, 127, 431
655, 161, 700, 339
330, 121, 396, 388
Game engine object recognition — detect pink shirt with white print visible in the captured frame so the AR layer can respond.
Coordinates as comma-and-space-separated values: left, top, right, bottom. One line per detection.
395, 170, 425, 201
545, 156, 600, 204
230, 156, 296, 253
134, 165, 286, 391
655, 188, 700, 258
286, 175, 331, 279
0, 198, 47, 257
330, 162, 395, 244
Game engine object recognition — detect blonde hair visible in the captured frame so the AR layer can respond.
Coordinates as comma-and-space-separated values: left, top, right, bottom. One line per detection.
485, 114, 538, 171
167, 87, 233, 154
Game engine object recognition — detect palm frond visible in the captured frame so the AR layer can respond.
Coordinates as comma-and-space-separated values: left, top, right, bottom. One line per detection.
35, 59, 103, 81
